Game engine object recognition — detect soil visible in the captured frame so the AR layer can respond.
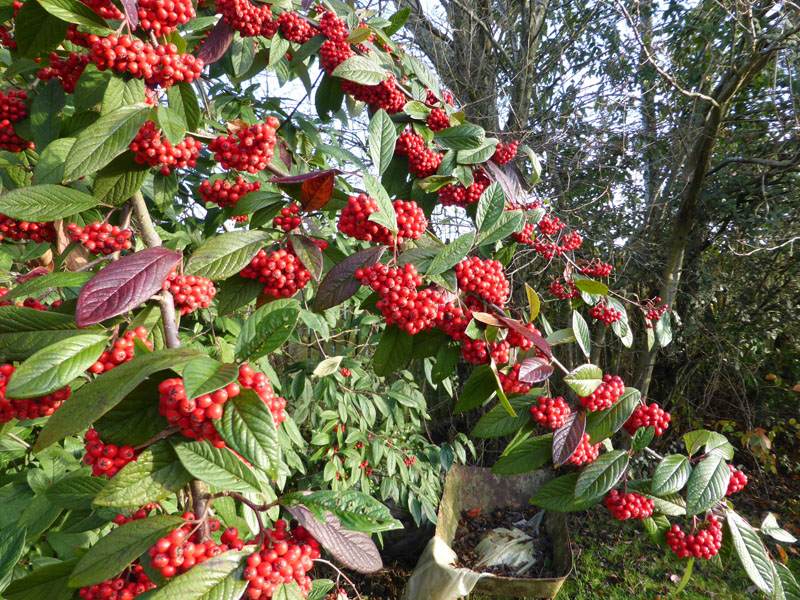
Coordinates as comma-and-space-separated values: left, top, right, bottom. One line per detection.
450, 505, 557, 579
338, 561, 414, 600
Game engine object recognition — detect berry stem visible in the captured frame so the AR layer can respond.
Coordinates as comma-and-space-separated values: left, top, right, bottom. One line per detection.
133, 425, 181, 451
313, 558, 365, 600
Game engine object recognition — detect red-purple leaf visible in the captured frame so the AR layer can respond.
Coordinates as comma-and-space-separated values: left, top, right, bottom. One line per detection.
300, 172, 335, 211
496, 314, 552, 358
120, 0, 138, 30
518, 357, 554, 383
268, 169, 342, 186
76, 247, 181, 327
286, 504, 382, 573
485, 159, 527, 207
552, 409, 586, 468
288, 234, 323, 281
312, 246, 385, 312
197, 20, 234, 65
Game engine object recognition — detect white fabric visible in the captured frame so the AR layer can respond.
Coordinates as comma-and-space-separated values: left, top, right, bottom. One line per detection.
402, 536, 488, 600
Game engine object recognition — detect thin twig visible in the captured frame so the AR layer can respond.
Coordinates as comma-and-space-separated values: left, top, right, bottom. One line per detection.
133, 426, 180, 451
5, 432, 30, 448
313, 559, 365, 600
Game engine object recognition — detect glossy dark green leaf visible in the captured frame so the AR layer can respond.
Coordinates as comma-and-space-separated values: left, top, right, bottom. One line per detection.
172, 440, 263, 493
529, 473, 604, 512
427, 232, 473, 276
281, 490, 402, 533
368, 109, 396, 175
181, 356, 238, 400
0, 184, 98, 221
585, 387, 640, 444
331, 56, 385, 85
372, 325, 413, 377
4, 559, 78, 600
14, 0, 68, 58
491, 434, 552, 475
574, 450, 628, 500
453, 365, 496, 413
726, 510, 774, 594
651, 454, 692, 496
45, 473, 107, 510
235, 299, 300, 361
149, 550, 249, 600
685, 455, 729, 515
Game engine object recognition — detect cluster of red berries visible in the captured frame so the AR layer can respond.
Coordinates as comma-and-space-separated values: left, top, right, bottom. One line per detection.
318, 9, 348, 40
623, 402, 671, 436
454, 257, 510, 307
215, 0, 278, 37
538, 214, 565, 236
209, 118, 280, 173
0, 90, 34, 152
78, 565, 155, 600
530, 396, 571, 430
238, 363, 288, 426
148, 513, 227, 579
240, 247, 311, 299
242, 520, 321, 599
83, 429, 137, 477
533, 231, 583, 259
68, 221, 133, 255
341, 77, 406, 113
319, 37, 352, 73
438, 169, 490, 207
581, 261, 613, 277
162, 271, 217, 315
82, 0, 123, 19
273, 204, 302, 231
395, 130, 443, 178
498, 364, 532, 395
111, 504, 156, 526
66, 25, 93, 48
667, 516, 723, 559
492, 140, 519, 165
548, 278, 579, 300
727, 465, 748, 495
338, 194, 427, 245
89, 327, 153, 374
339, 367, 351, 377
568, 433, 601, 466
426, 89, 455, 106
359, 460, 372, 476
0, 25, 15, 50
0, 215, 55, 244
199, 177, 261, 213
426, 108, 450, 132
37, 52, 90, 94
603, 490, 654, 520
357, 264, 443, 335
644, 300, 668, 328
278, 11, 315, 43
87, 35, 204, 88
403, 456, 417, 467
0, 364, 71, 423
460, 338, 509, 365
130, 121, 202, 175
579, 375, 625, 411
0, 295, 50, 310
505, 323, 542, 352
511, 220, 535, 245
589, 302, 623, 325
158, 378, 240, 447
137, 0, 195, 35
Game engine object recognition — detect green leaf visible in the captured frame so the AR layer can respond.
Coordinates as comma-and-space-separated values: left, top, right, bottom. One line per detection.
92, 153, 150, 206
216, 388, 281, 480
62, 103, 151, 182
775, 563, 800, 600
216, 277, 263, 315
726, 510, 774, 595
372, 325, 413, 377
45, 473, 107, 510
585, 387, 640, 444
5, 334, 106, 398
235, 299, 300, 361
182, 356, 238, 400
574, 450, 629, 500
362, 173, 397, 234
684, 455, 729, 515
4, 559, 78, 600
427, 232, 473, 276
227, 33, 255, 77
155, 106, 186, 146
683, 430, 711, 456
93, 440, 192, 507
472, 396, 533, 439
172, 440, 264, 494
93, 378, 164, 446
166, 83, 201, 132
36, 0, 108, 28
332, 55, 386, 85
491, 434, 552, 475
14, 0, 68, 58
69, 515, 185, 587
36, 348, 203, 451
30, 79, 66, 150
152, 171, 178, 212
573, 279, 609, 295
642, 491, 686, 516
433, 124, 485, 150
368, 109, 396, 175
404, 54, 441, 99
3, 272, 92, 300
475, 182, 504, 232
760, 513, 798, 544
0, 525, 26, 592
456, 139, 498, 164
312, 356, 344, 377
571, 311, 591, 359
477, 210, 524, 247
563, 363, 603, 397
453, 365, 497, 413
0, 184, 98, 221
384, 6, 410, 35
651, 454, 692, 496
631, 425, 655, 451
33, 138, 75, 185
525, 284, 540, 321
281, 490, 402, 533
148, 550, 249, 600
704, 432, 735, 460
529, 473, 604, 512
402, 100, 430, 120
655, 311, 672, 347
